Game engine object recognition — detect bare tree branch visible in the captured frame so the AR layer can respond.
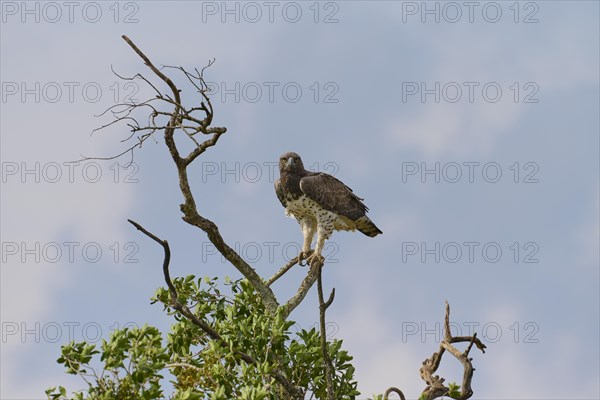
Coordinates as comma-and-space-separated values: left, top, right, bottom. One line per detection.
127, 219, 221, 341
180, 214, 279, 314
121, 36, 181, 111
265, 249, 316, 288
266, 256, 302, 287
280, 262, 321, 319
419, 301, 486, 400
117, 35, 280, 315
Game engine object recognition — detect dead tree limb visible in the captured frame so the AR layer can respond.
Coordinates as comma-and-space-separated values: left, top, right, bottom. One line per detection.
116, 35, 280, 315
281, 262, 321, 318
266, 256, 301, 287
419, 301, 487, 400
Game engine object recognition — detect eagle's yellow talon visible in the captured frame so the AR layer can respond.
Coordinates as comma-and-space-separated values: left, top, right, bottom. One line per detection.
307, 253, 325, 268
298, 250, 313, 267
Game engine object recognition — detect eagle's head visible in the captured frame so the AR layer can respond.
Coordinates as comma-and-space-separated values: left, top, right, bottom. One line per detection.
279, 152, 305, 174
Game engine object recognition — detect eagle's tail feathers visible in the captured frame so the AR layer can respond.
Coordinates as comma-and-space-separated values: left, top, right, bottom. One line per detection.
355, 216, 382, 237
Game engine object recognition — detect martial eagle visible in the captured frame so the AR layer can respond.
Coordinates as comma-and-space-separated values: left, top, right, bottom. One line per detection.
275, 152, 382, 267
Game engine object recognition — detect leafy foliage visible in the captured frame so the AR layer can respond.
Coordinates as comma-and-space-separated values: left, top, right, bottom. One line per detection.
447, 382, 461, 398
47, 325, 168, 399
47, 276, 359, 399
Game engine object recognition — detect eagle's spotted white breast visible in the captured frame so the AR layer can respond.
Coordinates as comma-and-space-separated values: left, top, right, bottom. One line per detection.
275, 152, 382, 266
285, 195, 354, 233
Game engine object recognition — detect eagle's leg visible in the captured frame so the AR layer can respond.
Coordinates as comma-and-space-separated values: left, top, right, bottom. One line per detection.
299, 218, 317, 266
306, 222, 332, 268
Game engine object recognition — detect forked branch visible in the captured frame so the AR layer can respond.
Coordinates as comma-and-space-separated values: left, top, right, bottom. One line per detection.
419, 302, 487, 400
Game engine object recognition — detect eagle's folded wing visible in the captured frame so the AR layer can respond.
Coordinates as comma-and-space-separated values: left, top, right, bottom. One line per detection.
299, 173, 368, 221
274, 179, 286, 208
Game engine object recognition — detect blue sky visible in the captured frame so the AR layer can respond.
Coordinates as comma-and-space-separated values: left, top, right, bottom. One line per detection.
1, 1, 599, 399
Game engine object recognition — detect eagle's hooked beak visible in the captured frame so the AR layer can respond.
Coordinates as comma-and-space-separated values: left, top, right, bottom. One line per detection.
286, 157, 295, 169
